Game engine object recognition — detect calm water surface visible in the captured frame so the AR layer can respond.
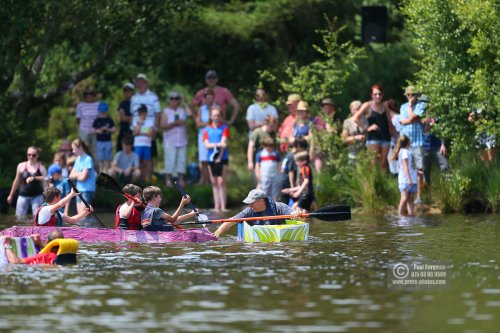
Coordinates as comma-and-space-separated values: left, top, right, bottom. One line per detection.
1, 212, 499, 333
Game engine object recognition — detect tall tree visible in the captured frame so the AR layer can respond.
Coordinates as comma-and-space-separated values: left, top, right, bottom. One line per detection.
0, 0, 191, 168
401, 0, 499, 151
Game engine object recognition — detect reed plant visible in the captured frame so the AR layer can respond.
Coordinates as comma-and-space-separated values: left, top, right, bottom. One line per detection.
434, 169, 471, 213
315, 130, 399, 213
482, 159, 500, 212
431, 151, 500, 213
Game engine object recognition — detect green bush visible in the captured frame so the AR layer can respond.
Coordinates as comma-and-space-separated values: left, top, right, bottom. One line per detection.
434, 169, 471, 214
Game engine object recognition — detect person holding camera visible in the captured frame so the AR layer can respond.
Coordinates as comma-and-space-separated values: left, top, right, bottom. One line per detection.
399, 86, 426, 204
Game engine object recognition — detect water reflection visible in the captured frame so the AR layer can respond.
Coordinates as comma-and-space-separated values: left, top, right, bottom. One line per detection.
1, 213, 500, 332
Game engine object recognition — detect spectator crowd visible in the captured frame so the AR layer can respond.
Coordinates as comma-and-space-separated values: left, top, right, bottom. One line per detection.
9, 69, 495, 220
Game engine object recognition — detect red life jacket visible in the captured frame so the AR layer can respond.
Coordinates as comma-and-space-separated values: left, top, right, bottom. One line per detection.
115, 204, 142, 230
34, 203, 63, 227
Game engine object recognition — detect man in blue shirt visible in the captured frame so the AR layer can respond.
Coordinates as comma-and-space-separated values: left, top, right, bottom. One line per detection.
400, 86, 426, 204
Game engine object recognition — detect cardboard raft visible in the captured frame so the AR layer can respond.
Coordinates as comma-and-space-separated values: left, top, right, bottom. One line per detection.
238, 220, 309, 243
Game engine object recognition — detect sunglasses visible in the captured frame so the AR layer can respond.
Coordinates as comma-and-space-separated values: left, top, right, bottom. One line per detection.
406, 93, 416, 97
27, 154, 37, 157
170, 97, 180, 100
373, 92, 383, 96
84, 92, 96, 96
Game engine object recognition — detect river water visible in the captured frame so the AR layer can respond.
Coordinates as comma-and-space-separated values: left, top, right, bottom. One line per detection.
1, 212, 499, 333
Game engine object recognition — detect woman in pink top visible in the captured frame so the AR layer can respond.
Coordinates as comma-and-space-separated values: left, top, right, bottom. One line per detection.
161, 92, 192, 187
278, 93, 301, 153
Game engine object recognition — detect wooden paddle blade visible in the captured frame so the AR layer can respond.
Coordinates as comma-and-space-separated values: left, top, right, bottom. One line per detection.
96, 173, 123, 193
309, 205, 351, 221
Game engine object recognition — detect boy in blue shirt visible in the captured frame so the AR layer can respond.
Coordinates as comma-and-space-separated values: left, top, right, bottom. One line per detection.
141, 186, 197, 231
47, 163, 71, 214
92, 102, 116, 172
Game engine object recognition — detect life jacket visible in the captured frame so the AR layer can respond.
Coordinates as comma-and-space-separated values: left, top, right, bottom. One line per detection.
38, 238, 78, 265
115, 203, 142, 230
299, 164, 314, 196
33, 203, 63, 227
249, 196, 281, 226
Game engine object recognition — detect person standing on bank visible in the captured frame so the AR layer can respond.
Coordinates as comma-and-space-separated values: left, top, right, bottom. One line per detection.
195, 88, 217, 185
203, 107, 230, 212
214, 189, 301, 238
161, 91, 191, 188
191, 70, 240, 126
130, 74, 161, 180
354, 85, 393, 170
76, 87, 100, 157
116, 82, 135, 152
7, 146, 47, 218
92, 102, 116, 173
69, 139, 96, 215
399, 86, 426, 204
246, 87, 278, 137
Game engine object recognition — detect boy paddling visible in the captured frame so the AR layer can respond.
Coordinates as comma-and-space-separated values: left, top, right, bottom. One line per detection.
34, 187, 92, 227
141, 186, 197, 231
115, 184, 143, 230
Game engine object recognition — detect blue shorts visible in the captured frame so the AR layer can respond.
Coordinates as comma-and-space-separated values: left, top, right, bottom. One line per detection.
76, 191, 95, 205
96, 141, 113, 161
366, 140, 390, 148
399, 184, 417, 193
134, 146, 152, 161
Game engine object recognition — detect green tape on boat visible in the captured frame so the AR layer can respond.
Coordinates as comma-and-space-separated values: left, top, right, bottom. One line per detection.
240, 220, 309, 243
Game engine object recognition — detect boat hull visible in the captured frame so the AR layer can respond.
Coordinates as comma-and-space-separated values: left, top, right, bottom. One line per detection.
0, 226, 217, 244
237, 220, 309, 243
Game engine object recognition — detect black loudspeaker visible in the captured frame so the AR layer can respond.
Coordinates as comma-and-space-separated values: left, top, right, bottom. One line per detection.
362, 6, 387, 43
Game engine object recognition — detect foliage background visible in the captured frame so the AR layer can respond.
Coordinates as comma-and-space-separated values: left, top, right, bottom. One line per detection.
0, 0, 498, 212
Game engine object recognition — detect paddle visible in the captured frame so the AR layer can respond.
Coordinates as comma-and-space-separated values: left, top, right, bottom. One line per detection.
177, 205, 351, 226
96, 172, 145, 206
95, 172, 182, 230
67, 178, 107, 228
173, 181, 208, 223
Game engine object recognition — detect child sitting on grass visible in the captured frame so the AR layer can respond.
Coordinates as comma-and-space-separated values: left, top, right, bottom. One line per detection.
141, 186, 197, 231
109, 136, 141, 183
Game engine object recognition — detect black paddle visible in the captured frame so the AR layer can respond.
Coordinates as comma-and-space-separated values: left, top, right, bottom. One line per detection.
177, 204, 351, 226
95, 172, 123, 193
96, 173, 146, 207
67, 178, 107, 228
173, 181, 208, 222
95, 172, 183, 230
